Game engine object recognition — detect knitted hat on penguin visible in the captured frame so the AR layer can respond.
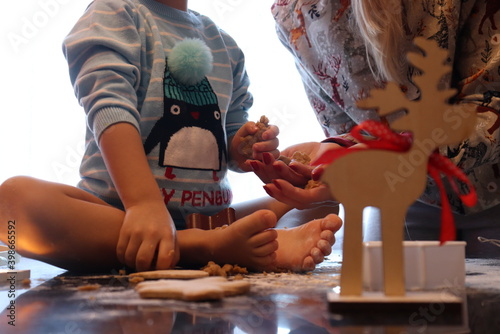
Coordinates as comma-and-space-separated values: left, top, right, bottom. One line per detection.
164, 69, 218, 106
164, 38, 217, 105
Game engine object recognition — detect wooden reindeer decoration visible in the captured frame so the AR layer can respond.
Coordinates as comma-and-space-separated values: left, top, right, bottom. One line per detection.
319, 38, 476, 296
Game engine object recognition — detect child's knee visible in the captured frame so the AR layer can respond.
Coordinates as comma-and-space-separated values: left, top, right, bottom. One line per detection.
0, 176, 42, 207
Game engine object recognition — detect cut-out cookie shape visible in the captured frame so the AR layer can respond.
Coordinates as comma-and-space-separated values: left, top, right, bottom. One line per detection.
129, 269, 209, 280
135, 276, 251, 301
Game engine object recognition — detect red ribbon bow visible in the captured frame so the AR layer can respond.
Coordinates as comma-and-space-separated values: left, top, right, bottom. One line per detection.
314, 120, 477, 244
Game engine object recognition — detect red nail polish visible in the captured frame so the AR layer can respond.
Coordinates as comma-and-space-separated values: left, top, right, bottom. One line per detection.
263, 153, 272, 164
289, 164, 299, 173
263, 185, 273, 197
250, 161, 260, 172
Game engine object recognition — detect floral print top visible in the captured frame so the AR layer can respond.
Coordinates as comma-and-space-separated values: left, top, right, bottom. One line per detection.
272, 0, 500, 215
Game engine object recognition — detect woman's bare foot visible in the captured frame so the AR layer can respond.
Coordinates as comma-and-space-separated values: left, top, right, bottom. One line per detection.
274, 214, 342, 272
178, 210, 279, 271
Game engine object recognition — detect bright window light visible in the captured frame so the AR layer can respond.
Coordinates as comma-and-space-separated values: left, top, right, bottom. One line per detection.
1, 1, 324, 204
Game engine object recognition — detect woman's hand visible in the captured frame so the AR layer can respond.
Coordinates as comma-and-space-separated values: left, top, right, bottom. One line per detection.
263, 178, 337, 210
247, 142, 343, 209
246, 142, 340, 185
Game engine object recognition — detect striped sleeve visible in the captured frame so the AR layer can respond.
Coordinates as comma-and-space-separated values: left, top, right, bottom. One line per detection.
62, 0, 143, 142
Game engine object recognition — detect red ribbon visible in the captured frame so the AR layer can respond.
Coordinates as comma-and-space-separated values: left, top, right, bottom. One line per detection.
313, 120, 477, 244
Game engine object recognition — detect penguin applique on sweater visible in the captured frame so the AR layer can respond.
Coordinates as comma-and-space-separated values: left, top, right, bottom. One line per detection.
144, 39, 226, 181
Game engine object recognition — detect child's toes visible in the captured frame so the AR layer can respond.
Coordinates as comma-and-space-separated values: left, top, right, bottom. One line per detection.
253, 240, 279, 257
251, 229, 278, 248
320, 230, 335, 244
258, 253, 277, 271
317, 239, 332, 255
236, 210, 277, 236
322, 214, 342, 231
310, 247, 324, 264
302, 256, 316, 271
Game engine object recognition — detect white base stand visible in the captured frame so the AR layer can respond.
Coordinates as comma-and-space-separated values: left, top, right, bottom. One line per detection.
328, 290, 462, 312
363, 241, 466, 291
328, 290, 467, 332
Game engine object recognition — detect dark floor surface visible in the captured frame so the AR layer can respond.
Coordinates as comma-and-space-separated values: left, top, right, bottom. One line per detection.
2, 252, 499, 333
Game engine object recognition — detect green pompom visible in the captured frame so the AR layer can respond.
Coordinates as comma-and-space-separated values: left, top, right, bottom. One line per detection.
169, 38, 214, 86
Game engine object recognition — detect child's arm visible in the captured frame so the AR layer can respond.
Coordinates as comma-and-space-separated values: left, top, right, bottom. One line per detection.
99, 122, 179, 271
217, 29, 271, 172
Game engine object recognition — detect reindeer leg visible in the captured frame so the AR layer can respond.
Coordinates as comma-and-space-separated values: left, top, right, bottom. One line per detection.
380, 206, 406, 296
340, 204, 364, 296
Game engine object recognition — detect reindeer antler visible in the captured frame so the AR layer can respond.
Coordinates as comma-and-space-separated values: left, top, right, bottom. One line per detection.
410, 38, 457, 103
357, 81, 408, 116
357, 37, 458, 133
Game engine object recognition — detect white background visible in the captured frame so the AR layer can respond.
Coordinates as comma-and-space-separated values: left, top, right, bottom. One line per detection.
1, 0, 324, 203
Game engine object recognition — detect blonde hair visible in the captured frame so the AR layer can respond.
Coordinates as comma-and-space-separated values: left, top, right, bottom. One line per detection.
351, 0, 406, 84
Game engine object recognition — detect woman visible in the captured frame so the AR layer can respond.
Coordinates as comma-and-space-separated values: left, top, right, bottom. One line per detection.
251, 0, 500, 257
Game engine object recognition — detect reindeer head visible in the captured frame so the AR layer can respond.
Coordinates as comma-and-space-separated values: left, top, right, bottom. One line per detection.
357, 38, 477, 154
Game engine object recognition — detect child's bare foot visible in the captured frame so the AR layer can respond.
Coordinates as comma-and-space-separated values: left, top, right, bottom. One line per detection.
178, 210, 279, 271
274, 214, 342, 272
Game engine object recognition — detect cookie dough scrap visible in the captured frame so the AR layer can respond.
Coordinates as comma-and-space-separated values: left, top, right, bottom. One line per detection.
77, 284, 101, 291
202, 261, 248, 277
128, 276, 145, 284
135, 276, 251, 301
240, 115, 270, 158
277, 151, 322, 189
129, 269, 209, 280
305, 179, 322, 189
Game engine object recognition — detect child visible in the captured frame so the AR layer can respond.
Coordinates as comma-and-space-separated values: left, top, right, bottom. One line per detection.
0, 0, 341, 273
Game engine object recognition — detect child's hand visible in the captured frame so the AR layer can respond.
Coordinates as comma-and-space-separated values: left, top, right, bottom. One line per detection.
98, 122, 179, 271
116, 201, 179, 271
230, 121, 280, 172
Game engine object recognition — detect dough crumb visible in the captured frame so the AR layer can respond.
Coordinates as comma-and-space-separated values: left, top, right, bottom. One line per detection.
128, 276, 145, 284
77, 284, 101, 291
278, 151, 323, 189
202, 261, 248, 277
